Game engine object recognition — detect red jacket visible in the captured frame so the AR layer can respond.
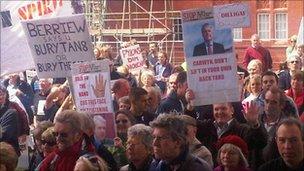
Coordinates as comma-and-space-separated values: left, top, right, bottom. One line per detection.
38, 137, 95, 171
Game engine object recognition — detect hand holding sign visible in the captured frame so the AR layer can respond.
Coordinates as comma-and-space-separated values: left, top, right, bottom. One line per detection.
91, 74, 106, 97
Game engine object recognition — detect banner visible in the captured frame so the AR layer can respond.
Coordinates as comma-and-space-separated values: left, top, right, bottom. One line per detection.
0, 0, 75, 76
213, 3, 250, 29
181, 7, 239, 106
120, 44, 145, 73
21, 14, 95, 78
71, 60, 115, 138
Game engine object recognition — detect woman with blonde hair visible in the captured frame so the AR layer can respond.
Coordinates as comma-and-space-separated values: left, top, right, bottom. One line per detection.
242, 74, 262, 112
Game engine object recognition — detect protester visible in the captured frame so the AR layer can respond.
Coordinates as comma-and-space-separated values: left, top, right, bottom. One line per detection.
0, 142, 18, 171
117, 96, 131, 111
243, 34, 272, 72
243, 59, 263, 98
40, 127, 57, 157
150, 114, 212, 171
116, 65, 138, 88
242, 75, 262, 112
286, 35, 298, 57
37, 110, 95, 171
278, 54, 302, 91
258, 118, 304, 171
74, 153, 109, 171
129, 87, 155, 125
215, 135, 251, 171
112, 79, 131, 112
285, 71, 304, 115
180, 114, 213, 167
93, 115, 114, 147
121, 124, 154, 171
115, 110, 136, 143
144, 86, 162, 113
154, 51, 173, 95
147, 42, 159, 67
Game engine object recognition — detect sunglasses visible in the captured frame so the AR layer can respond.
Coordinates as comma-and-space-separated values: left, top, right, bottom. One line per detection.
116, 119, 128, 124
53, 132, 69, 138
41, 139, 56, 146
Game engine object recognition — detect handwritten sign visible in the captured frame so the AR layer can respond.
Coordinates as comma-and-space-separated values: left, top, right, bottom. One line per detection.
0, 0, 74, 76
182, 8, 239, 106
120, 44, 145, 73
71, 60, 113, 114
21, 14, 94, 78
214, 3, 250, 29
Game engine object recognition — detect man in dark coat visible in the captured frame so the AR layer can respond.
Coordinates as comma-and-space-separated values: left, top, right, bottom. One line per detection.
193, 23, 225, 56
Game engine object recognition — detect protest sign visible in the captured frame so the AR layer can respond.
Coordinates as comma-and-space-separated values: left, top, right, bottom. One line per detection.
213, 3, 250, 29
0, 0, 74, 76
181, 8, 239, 106
120, 44, 145, 73
297, 17, 304, 46
21, 14, 95, 78
71, 60, 115, 138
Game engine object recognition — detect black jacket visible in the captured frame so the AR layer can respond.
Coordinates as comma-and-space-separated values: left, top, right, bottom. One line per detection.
193, 42, 225, 56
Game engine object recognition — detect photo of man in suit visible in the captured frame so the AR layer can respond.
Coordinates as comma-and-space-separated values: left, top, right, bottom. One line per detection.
193, 23, 225, 56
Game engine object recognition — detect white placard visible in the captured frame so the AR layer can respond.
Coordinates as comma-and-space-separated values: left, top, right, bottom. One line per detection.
120, 44, 145, 73
214, 3, 250, 29
0, 0, 74, 76
297, 17, 304, 46
71, 60, 113, 114
21, 14, 95, 78
181, 7, 239, 106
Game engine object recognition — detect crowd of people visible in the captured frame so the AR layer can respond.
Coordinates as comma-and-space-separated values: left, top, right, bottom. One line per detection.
1, 33, 304, 171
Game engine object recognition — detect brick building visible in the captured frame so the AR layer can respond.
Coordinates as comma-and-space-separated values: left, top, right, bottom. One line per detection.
85, 0, 304, 70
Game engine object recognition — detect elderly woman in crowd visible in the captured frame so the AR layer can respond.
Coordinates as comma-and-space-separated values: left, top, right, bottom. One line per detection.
285, 71, 304, 115
0, 142, 18, 171
243, 59, 263, 98
121, 124, 154, 171
215, 135, 251, 171
74, 153, 108, 171
278, 54, 302, 91
140, 70, 160, 91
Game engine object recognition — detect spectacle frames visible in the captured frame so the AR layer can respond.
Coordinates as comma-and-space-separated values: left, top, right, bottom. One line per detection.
53, 132, 69, 138
41, 139, 56, 146
116, 119, 129, 124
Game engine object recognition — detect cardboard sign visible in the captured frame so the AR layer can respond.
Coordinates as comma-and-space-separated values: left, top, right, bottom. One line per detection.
181, 8, 239, 106
71, 60, 113, 114
0, 0, 74, 76
120, 44, 145, 73
21, 14, 95, 78
214, 3, 250, 29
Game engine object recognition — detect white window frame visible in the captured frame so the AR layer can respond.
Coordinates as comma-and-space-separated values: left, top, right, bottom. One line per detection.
233, 28, 242, 41
275, 13, 288, 40
257, 13, 270, 40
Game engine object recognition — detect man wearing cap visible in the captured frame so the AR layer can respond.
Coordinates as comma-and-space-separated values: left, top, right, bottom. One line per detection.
278, 54, 303, 91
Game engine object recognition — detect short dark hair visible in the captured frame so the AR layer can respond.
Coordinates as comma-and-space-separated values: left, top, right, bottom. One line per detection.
176, 71, 187, 84
276, 118, 304, 141
129, 87, 148, 103
261, 71, 279, 84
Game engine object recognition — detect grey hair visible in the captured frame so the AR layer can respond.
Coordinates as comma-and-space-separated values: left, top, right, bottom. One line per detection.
217, 143, 249, 168
93, 115, 106, 126
127, 124, 153, 149
55, 110, 82, 133
150, 114, 187, 146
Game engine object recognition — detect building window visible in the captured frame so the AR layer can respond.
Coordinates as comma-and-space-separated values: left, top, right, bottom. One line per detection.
173, 18, 183, 41
233, 28, 242, 40
257, 13, 270, 39
275, 13, 287, 39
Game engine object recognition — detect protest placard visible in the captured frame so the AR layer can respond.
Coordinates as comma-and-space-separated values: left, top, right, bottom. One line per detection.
120, 44, 145, 73
21, 14, 95, 78
182, 7, 239, 106
213, 3, 250, 29
0, 0, 74, 76
71, 60, 115, 138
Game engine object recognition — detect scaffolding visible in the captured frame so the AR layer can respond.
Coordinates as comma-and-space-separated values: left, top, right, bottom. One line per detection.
83, 0, 184, 63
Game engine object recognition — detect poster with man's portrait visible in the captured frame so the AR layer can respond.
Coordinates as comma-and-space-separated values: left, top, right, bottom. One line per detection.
181, 7, 239, 106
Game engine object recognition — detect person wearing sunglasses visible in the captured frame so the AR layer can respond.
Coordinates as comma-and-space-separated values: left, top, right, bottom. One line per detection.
74, 153, 108, 171
278, 54, 302, 91
40, 127, 57, 158
37, 110, 95, 171
286, 35, 297, 58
